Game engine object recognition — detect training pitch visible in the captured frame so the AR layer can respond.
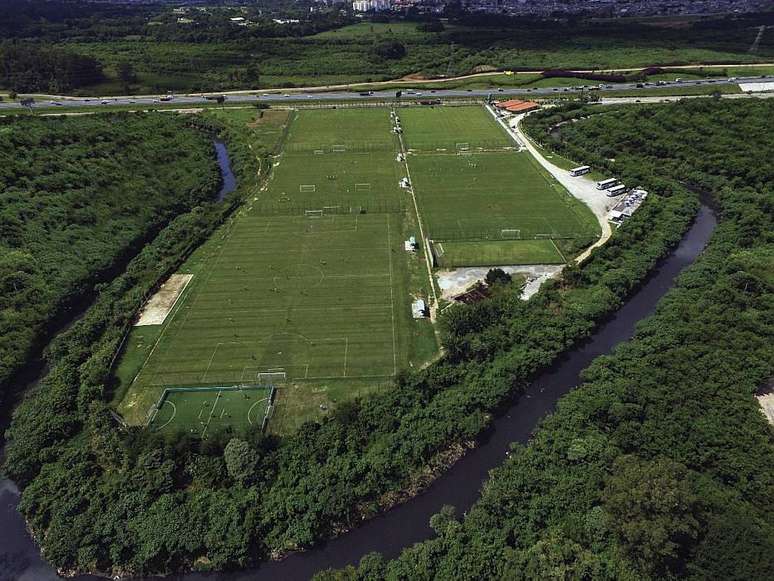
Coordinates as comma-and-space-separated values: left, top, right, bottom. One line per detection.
148, 385, 274, 437
114, 104, 599, 436
115, 108, 432, 435
401, 106, 599, 264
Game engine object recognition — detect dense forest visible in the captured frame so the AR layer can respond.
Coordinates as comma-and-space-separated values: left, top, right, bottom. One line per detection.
4, 94, 755, 575
0, 113, 220, 413
319, 99, 774, 580
1, 1, 771, 94
0, 44, 104, 92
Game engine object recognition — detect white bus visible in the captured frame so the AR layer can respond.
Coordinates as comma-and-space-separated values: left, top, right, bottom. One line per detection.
569, 165, 591, 177
607, 184, 628, 197
596, 178, 618, 190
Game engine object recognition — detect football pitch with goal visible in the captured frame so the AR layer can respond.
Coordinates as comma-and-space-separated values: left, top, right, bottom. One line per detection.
401, 106, 599, 265
115, 108, 430, 435
114, 104, 600, 437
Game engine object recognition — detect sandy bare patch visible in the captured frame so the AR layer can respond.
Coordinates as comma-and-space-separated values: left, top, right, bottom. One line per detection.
135, 274, 193, 326
739, 82, 774, 93
437, 265, 564, 302
757, 392, 774, 425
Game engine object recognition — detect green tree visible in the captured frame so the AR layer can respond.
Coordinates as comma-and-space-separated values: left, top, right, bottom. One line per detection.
224, 438, 257, 485
602, 455, 700, 577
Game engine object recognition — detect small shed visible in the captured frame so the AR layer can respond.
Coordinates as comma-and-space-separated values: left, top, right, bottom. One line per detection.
412, 298, 428, 319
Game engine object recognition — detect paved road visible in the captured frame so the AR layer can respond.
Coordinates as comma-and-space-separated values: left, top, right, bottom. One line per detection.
2, 75, 773, 111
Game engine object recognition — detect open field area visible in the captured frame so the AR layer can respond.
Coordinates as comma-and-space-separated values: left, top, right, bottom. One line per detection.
434, 239, 566, 268
400, 106, 515, 151
115, 104, 600, 436
114, 107, 434, 435
400, 106, 599, 257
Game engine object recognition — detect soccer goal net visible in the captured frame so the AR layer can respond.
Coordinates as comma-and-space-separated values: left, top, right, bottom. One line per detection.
455, 142, 470, 151
354, 183, 371, 192
314, 149, 324, 155
501, 229, 521, 239
299, 184, 317, 193
533, 233, 552, 239
305, 209, 323, 218
332, 145, 346, 153
257, 371, 287, 385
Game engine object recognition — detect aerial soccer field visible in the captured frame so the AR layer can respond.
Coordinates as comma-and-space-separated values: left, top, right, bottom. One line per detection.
113, 104, 599, 436
399, 106, 599, 266
115, 108, 434, 435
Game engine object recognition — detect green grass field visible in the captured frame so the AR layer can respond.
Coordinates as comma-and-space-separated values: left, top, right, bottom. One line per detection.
435, 239, 566, 267
148, 385, 273, 437
115, 107, 436, 435
114, 103, 602, 436
408, 150, 598, 242
283, 108, 397, 152
400, 106, 515, 151
400, 106, 599, 264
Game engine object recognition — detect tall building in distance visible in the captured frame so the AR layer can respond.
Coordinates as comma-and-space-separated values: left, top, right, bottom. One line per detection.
352, 0, 393, 12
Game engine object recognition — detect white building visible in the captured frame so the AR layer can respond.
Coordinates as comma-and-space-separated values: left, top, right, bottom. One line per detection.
353, 0, 392, 12
412, 298, 428, 318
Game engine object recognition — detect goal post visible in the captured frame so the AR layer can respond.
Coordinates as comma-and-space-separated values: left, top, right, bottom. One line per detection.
305, 209, 323, 218
256, 371, 287, 385
313, 149, 324, 155
455, 142, 470, 151
332, 144, 346, 153
299, 184, 316, 193
500, 228, 521, 239
354, 183, 371, 192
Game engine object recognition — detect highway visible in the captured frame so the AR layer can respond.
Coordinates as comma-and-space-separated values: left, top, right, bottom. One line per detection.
1, 75, 773, 111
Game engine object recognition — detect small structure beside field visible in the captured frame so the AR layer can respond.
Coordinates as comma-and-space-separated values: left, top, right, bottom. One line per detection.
495, 99, 540, 114
412, 298, 428, 318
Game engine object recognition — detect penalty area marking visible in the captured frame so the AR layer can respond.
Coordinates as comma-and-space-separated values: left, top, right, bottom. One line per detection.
247, 397, 270, 425
151, 400, 177, 432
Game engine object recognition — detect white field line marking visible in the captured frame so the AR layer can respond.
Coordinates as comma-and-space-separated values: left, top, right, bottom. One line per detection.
395, 109, 439, 319
247, 397, 269, 425
303, 373, 392, 381
153, 401, 177, 431
386, 216, 398, 375
550, 239, 568, 264
202, 341, 251, 382
201, 390, 222, 439
132, 214, 238, 388
343, 337, 349, 377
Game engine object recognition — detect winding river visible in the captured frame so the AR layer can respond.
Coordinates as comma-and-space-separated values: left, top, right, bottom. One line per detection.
0, 144, 717, 580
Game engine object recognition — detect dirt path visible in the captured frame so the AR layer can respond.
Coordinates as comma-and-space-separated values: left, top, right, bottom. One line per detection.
510, 113, 615, 264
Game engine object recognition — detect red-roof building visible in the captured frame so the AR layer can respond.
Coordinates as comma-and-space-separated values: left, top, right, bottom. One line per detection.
495, 99, 540, 113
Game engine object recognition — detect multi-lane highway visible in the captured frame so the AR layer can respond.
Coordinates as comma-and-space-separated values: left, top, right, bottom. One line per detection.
1, 75, 773, 111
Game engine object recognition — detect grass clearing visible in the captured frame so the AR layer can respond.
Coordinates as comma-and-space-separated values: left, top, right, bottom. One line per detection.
435, 239, 566, 267
114, 106, 434, 435
401, 105, 598, 266
408, 150, 597, 241
400, 105, 514, 151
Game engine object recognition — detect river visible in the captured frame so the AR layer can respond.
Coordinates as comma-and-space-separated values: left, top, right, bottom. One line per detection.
0, 186, 716, 578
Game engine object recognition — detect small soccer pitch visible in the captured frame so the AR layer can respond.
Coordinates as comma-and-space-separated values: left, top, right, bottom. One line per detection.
148, 385, 274, 437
